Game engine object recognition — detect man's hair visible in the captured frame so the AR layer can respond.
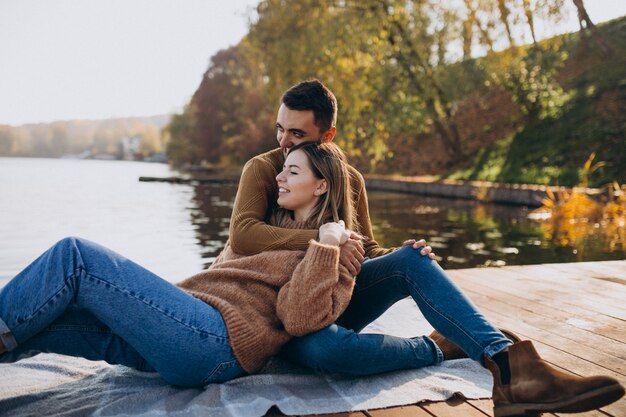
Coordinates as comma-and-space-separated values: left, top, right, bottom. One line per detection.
280, 79, 337, 133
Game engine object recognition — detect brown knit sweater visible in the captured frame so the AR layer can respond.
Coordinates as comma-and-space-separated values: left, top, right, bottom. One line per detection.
228, 148, 393, 258
176, 216, 355, 374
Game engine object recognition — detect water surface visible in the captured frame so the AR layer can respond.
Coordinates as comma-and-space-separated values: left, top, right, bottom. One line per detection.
1, 157, 623, 287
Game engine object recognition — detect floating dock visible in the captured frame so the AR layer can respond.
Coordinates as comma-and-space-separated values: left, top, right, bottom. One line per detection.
268, 260, 626, 417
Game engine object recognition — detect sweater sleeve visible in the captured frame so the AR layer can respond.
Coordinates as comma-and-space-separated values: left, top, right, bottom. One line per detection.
276, 240, 355, 336
348, 167, 395, 258
229, 155, 318, 255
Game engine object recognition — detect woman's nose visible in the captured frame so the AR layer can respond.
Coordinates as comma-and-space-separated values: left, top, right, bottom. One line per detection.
276, 171, 285, 183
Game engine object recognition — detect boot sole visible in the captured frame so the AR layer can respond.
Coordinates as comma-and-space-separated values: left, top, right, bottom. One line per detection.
493, 382, 625, 416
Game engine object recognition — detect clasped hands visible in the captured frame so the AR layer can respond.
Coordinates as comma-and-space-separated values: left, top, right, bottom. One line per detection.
319, 221, 435, 276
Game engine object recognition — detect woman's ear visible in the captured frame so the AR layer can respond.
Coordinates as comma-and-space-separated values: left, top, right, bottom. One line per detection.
315, 180, 328, 196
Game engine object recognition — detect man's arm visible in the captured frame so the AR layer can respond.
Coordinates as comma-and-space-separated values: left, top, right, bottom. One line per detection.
348, 167, 395, 259
229, 155, 318, 255
348, 167, 435, 260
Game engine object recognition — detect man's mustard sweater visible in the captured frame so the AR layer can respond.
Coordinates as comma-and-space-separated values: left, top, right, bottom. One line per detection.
228, 148, 393, 258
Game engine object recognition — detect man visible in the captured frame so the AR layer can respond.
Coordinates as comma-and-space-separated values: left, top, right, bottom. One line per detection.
227, 79, 624, 416
228, 80, 423, 275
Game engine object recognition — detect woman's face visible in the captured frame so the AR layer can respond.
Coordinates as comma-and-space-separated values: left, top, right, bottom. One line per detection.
275, 149, 326, 220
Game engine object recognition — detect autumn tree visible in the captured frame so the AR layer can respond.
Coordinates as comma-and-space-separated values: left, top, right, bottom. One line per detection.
164, 105, 200, 166
165, 41, 273, 167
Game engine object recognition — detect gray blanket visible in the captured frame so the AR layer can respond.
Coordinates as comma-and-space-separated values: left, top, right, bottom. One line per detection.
0, 298, 492, 417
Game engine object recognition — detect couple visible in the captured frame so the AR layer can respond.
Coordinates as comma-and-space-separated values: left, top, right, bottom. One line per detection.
1, 80, 623, 416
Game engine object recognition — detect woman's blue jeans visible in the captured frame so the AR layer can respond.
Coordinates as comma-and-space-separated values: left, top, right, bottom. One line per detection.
281, 245, 512, 375
0, 237, 245, 387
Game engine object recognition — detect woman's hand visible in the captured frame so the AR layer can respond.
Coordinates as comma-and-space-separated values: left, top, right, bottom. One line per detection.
402, 238, 436, 260
319, 221, 351, 246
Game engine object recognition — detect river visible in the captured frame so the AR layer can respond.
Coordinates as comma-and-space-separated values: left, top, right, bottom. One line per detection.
1, 157, 623, 286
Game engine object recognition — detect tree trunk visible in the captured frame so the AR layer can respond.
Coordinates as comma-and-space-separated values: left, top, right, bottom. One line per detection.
462, 0, 477, 59
522, 0, 537, 45
572, 0, 612, 56
497, 0, 515, 49
378, 1, 463, 164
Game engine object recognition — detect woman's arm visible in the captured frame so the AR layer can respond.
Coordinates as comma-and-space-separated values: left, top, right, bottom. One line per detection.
276, 239, 354, 336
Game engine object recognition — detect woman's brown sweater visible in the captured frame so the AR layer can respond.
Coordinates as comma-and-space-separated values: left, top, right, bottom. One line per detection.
176, 217, 354, 374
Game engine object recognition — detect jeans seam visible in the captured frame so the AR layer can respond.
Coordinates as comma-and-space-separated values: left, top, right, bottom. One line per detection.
353, 273, 397, 293
202, 359, 240, 384
11, 268, 78, 332
45, 324, 112, 333
83, 271, 229, 342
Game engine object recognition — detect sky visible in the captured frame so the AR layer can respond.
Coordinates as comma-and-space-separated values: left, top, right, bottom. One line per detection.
0, 0, 258, 125
0, 0, 624, 126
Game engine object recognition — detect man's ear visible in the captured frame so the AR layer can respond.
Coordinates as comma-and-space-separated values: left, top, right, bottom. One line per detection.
315, 180, 328, 196
322, 126, 336, 143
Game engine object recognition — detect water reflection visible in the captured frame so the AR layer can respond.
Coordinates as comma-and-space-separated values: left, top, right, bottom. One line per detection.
186, 184, 626, 270
188, 184, 236, 268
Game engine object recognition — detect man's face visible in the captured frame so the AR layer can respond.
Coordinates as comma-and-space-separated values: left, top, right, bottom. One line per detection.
276, 104, 333, 153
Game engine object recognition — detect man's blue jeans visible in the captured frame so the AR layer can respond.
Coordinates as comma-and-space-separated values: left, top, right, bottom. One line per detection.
281, 245, 512, 375
0, 237, 245, 387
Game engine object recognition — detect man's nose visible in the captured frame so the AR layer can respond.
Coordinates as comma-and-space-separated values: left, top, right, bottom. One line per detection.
278, 134, 292, 148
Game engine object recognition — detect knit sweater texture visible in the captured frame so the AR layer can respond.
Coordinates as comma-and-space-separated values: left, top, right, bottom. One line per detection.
176, 216, 355, 374
228, 148, 393, 259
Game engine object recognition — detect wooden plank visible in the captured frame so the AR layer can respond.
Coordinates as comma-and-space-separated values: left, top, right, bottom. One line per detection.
553, 411, 612, 417
544, 261, 626, 282
318, 413, 368, 417
450, 268, 626, 341
508, 263, 626, 308
367, 404, 432, 416
427, 398, 561, 417
450, 270, 626, 349
465, 399, 494, 416
457, 275, 626, 343
456, 284, 626, 368
454, 266, 626, 320
419, 396, 489, 417
470, 302, 626, 377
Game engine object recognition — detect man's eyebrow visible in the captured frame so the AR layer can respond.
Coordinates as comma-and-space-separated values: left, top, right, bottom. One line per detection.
276, 122, 307, 136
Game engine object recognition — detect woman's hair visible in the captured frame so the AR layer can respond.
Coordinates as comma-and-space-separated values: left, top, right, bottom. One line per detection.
272, 141, 358, 232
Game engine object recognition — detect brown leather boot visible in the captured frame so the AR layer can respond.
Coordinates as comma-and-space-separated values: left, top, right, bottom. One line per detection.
485, 340, 625, 416
428, 328, 521, 360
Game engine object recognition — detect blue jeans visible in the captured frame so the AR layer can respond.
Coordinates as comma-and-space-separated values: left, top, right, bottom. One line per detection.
281, 246, 512, 375
0, 237, 245, 387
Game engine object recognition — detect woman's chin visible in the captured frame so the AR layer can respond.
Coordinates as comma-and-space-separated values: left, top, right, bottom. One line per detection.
276, 198, 289, 209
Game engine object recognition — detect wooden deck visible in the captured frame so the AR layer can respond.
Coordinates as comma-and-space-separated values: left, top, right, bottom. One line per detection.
267, 260, 626, 417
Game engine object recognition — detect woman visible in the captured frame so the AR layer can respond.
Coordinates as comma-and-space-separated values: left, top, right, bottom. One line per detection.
0, 142, 356, 387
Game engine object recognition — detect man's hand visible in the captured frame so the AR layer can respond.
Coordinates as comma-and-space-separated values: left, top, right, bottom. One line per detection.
339, 235, 365, 276
402, 238, 436, 260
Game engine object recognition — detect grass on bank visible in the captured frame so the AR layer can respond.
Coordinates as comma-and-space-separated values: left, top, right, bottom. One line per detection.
446, 17, 626, 188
